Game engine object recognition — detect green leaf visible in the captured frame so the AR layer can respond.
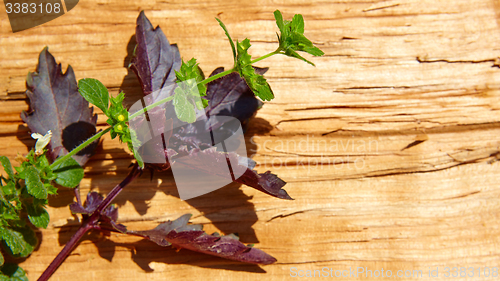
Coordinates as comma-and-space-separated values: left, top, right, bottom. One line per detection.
110, 92, 126, 111
201, 98, 209, 108
236, 38, 252, 67
78, 78, 110, 114
24, 166, 47, 199
52, 157, 84, 188
241, 65, 274, 101
45, 183, 57, 195
291, 14, 304, 33
0, 157, 14, 181
0, 251, 3, 267
128, 130, 145, 168
0, 212, 19, 223
175, 58, 207, 97
216, 18, 237, 62
0, 186, 6, 206
26, 204, 49, 229
284, 48, 315, 66
12, 167, 23, 180
0, 227, 36, 257
273, 10, 324, 66
273, 10, 286, 37
0, 264, 28, 281
173, 86, 197, 123
1, 182, 16, 198
35, 154, 49, 171
134, 152, 144, 169
235, 39, 274, 101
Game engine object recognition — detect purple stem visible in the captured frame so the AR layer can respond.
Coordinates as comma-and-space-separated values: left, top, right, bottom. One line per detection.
96, 163, 142, 213
36, 218, 96, 281
74, 186, 81, 206
37, 164, 142, 281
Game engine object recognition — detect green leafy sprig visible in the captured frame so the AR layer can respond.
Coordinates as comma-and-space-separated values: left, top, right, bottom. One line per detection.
0, 146, 84, 279
273, 10, 324, 65
174, 58, 209, 123
202, 10, 324, 101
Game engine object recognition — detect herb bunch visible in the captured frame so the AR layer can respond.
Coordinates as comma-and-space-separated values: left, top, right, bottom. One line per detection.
0, 10, 323, 280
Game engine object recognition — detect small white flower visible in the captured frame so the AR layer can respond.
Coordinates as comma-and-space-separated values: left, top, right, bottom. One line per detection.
31, 130, 52, 155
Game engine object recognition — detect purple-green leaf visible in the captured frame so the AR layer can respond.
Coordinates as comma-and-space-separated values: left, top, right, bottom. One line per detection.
205, 67, 264, 128
129, 11, 181, 96
128, 214, 277, 264
69, 192, 126, 233
69, 192, 103, 215
21, 47, 99, 166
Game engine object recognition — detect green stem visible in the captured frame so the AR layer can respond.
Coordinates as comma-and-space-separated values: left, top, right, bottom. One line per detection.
197, 50, 279, 86
128, 96, 175, 120
49, 127, 111, 169
198, 68, 235, 86
249, 50, 279, 65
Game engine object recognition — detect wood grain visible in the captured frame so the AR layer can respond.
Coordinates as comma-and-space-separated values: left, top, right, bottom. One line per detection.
1, 0, 500, 280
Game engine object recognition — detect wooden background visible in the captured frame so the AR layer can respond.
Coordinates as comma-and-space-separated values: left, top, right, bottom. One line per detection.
1, 0, 500, 280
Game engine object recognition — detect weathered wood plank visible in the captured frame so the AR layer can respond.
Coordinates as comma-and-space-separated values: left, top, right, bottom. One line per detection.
1, 0, 500, 280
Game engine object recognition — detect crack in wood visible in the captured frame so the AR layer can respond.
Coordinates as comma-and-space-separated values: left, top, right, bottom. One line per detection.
401, 139, 426, 151
363, 3, 401, 12
267, 209, 319, 222
416, 56, 500, 67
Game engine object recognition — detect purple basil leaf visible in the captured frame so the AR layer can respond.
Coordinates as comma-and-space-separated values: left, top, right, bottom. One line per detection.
205, 67, 265, 130
69, 192, 103, 215
128, 214, 277, 264
102, 203, 118, 222
128, 214, 197, 246
101, 204, 127, 233
129, 11, 181, 96
70, 192, 127, 233
129, 11, 183, 136
21, 47, 99, 166
68, 203, 89, 215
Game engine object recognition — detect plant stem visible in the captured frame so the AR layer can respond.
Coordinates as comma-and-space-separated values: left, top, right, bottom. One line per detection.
128, 96, 175, 120
49, 127, 111, 170
249, 50, 279, 65
198, 50, 279, 86
37, 164, 142, 281
198, 68, 235, 85
95, 163, 142, 213
37, 220, 95, 281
